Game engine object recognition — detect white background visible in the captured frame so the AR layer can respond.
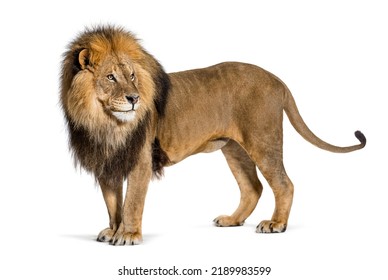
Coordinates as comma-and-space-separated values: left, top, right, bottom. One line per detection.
1, 0, 387, 279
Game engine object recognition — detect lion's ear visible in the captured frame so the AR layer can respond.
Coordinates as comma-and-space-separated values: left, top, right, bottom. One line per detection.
78, 49, 90, 69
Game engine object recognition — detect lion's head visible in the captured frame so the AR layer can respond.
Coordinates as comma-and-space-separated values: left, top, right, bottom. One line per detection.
61, 25, 169, 134
60, 25, 169, 180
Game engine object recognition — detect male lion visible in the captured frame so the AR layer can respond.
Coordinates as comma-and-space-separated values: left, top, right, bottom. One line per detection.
60, 25, 366, 245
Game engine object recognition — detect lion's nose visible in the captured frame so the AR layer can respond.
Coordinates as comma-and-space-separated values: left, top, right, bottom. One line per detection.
125, 95, 139, 105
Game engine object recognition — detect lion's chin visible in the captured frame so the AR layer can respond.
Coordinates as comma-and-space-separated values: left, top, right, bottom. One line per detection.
111, 110, 137, 122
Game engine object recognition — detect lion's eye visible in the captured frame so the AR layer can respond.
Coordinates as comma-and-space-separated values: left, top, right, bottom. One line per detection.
107, 74, 115, 81
130, 73, 135, 82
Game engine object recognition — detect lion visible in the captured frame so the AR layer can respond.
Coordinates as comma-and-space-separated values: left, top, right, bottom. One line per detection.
60, 25, 366, 245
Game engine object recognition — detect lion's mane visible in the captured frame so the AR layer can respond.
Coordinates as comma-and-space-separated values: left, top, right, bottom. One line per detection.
60, 26, 170, 184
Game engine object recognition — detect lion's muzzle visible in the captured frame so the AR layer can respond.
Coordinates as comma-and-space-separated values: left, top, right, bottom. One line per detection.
110, 95, 140, 122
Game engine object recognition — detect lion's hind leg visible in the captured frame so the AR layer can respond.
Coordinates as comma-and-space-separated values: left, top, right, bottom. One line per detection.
213, 140, 263, 227
251, 147, 294, 233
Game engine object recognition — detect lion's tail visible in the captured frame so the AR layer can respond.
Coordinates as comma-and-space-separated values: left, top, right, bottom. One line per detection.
283, 88, 366, 153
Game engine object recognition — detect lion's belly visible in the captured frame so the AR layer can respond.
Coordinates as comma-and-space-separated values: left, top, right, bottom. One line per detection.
161, 138, 229, 165
200, 138, 229, 153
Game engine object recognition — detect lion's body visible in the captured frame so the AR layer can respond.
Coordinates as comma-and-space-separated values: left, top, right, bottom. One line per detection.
158, 62, 285, 163
61, 26, 366, 245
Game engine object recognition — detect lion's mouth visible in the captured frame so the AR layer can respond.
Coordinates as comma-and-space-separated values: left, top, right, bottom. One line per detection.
111, 109, 137, 122
112, 109, 136, 113
109, 102, 140, 122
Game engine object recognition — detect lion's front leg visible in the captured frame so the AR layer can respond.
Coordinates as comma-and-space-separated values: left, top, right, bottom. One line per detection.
110, 155, 152, 246
97, 177, 123, 242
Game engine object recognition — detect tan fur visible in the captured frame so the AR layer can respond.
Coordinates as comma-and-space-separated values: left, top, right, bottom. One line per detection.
61, 26, 366, 245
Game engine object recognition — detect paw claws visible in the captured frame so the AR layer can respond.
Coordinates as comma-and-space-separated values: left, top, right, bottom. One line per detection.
256, 220, 287, 233
109, 232, 142, 246
97, 228, 115, 243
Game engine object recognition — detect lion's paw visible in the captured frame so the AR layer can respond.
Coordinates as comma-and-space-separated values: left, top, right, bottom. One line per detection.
97, 228, 116, 242
110, 231, 143, 246
256, 220, 287, 233
213, 215, 244, 227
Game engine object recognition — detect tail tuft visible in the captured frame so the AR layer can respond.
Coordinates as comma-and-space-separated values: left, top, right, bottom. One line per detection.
355, 130, 366, 147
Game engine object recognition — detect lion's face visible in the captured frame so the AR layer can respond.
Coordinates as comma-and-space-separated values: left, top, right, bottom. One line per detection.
93, 53, 141, 122
64, 49, 157, 132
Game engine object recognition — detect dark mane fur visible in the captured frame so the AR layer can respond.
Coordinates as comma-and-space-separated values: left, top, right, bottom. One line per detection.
152, 138, 171, 178
67, 112, 151, 186
152, 64, 170, 117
